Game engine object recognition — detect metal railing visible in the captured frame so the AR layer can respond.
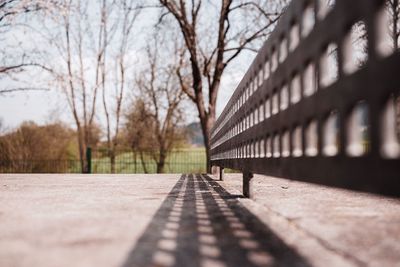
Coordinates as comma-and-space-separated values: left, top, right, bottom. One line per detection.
210, 0, 400, 197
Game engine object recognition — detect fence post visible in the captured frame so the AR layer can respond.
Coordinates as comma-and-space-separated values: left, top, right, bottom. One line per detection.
243, 171, 253, 198
219, 167, 224, 181
86, 147, 92, 174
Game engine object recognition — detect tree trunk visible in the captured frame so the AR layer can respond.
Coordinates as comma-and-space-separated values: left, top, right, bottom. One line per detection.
110, 149, 116, 174
139, 151, 148, 174
133, 151, 137, 173
157, 150, 167, 173
199, 113, 216, 174
78, 143, 85, 173
76, 128, 87, 173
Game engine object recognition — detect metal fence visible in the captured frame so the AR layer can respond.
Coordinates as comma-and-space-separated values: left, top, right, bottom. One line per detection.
90, 149, 206, 174
210, 0, 400, 197
0, 148, 207, 174
0, 160, 83, 173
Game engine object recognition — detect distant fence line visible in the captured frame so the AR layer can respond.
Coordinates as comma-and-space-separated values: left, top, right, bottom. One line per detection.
0, 148, 207, 174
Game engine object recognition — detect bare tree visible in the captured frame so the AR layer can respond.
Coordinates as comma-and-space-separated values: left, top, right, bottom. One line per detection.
124, 99, 157, 174
0, 0, 62, 94
101, 0, 140, 173
40, 0, 113, 171
25, 0, 141, 173
134, 40, 187, 173
124, 33, 187, 174
158, 0, 288, 171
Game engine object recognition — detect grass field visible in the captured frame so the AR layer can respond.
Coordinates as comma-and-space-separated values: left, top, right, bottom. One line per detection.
91, 147, 207, 174
0, 147, 239, 174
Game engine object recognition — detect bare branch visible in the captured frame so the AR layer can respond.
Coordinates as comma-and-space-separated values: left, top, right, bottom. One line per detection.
224, 16, 280, 65
0, 87, 49, 94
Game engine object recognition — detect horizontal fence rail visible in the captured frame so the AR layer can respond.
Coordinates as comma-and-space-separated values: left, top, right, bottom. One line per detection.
210, 0, 400, 197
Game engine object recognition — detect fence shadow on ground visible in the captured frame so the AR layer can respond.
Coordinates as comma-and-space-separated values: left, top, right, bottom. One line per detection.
121, 174, 310, 267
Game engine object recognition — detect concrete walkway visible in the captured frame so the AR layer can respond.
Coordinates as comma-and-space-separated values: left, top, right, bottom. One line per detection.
0, 174, 399, 267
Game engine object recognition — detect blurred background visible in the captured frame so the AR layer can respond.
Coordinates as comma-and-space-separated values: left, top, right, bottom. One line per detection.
0, 0, 398, 173
0, 0, 290, 173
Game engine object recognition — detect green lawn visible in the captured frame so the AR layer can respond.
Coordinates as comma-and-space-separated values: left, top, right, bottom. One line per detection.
91, 148, 207, 174
0, 147, 239, 174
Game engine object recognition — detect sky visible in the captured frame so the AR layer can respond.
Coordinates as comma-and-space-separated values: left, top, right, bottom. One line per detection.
0, 68, 246, 129
0, 90, 63, 128
0, 1, 256, 132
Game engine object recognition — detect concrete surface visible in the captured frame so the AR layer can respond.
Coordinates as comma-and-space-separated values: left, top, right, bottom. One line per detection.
0, 174, 399, 267
221, 174, 400, 267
